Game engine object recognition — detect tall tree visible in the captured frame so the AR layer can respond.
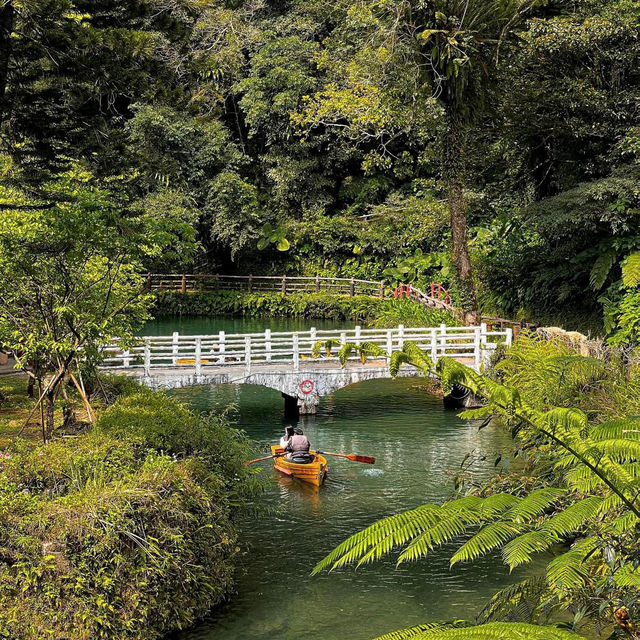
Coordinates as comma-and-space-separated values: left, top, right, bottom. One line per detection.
296, 0, 541, 322
0, 168, 194, 439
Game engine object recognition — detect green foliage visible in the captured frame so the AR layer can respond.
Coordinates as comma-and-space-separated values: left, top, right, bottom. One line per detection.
315, 336, 640, 636
371, 300, 457, 330
0, 391, 259, 640
373, 622, 585, 640
154, 290, 456, 327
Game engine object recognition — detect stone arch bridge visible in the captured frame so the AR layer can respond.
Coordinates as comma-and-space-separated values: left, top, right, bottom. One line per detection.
101, 325, 512, 415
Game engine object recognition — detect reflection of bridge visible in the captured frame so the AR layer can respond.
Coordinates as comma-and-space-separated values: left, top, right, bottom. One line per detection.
101, 325, 512, 414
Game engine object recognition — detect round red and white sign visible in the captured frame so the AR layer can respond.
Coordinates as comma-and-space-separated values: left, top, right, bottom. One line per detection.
299, 379, 315, 395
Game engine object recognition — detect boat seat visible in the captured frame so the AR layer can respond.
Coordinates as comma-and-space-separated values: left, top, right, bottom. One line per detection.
286, 452, 314, 464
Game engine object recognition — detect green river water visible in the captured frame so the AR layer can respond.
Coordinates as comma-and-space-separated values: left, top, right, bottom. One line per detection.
145, 317, 526, 640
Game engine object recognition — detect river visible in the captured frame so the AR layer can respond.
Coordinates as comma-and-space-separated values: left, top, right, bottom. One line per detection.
145, 317, 526, 640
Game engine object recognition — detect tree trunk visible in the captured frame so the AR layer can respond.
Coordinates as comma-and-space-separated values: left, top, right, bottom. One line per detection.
0, 1, 13, 125
443, 123, 480, 325
44, 391, 55, 442
27, 375, 35, 398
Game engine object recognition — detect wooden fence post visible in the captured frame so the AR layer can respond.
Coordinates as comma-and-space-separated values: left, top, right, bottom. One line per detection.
218, 331, 225, 363
145, 273, 152, 292
440, 324, 447, 358
265, 329, 272, 362
354, 325, 361, 346
248, 274, 253, 293
430, 328, 437, 364
379, 281, 384, 298
386, 329, 393, 355
195, 337, 202, 376
181, 274, 186, 294
349, 278, 355, 296
293, 333, 299, 371
172, 332, 179, 365
506, 327, 513, 347
245, 337, 251, 376
123, 349, 130, 368
282, 275, 287, 295
316, 275, 320, 292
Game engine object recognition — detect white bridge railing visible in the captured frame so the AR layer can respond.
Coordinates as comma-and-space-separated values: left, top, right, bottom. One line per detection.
101, 325, 512, 377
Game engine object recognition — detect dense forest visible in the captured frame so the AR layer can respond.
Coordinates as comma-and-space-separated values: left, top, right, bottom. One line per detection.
1, 0, 639, 333
3, 2, 640, 639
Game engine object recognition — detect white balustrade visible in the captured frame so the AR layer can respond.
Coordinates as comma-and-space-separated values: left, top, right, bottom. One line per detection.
99, 325, 513, 374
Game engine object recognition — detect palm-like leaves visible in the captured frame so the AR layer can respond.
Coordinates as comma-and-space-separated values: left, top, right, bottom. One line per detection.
311, 340, 387, 366
314, 350, 640, 637
373, 622, 585, 640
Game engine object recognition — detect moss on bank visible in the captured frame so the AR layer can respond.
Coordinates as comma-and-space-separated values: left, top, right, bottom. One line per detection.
0, 383, 260, 640
154, 290, 455, 327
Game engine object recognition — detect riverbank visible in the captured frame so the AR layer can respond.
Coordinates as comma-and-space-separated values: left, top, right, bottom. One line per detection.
0, 377, 261, 640
153, 291, 455, 328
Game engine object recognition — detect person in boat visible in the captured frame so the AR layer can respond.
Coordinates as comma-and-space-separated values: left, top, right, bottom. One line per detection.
280, 425, 294, 449
284, 427, 313, 464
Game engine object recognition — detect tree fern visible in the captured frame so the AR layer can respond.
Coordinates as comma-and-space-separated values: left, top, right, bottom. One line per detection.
314, 349, 640, 637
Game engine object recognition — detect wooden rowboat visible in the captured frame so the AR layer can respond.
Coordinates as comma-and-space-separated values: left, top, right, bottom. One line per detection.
270, 445, 328, 487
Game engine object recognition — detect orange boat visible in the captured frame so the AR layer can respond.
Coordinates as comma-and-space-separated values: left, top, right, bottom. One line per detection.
270, 445, 328, 487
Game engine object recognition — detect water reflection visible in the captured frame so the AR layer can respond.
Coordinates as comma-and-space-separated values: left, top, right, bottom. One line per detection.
172, 377, 525, 640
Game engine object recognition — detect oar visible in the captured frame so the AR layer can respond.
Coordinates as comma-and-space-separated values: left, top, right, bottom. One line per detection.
244, 453, 284, 466
316, 451, 375, 465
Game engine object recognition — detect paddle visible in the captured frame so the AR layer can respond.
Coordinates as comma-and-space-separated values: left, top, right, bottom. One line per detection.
244, 453, 284, 466
316, 451, 375, 465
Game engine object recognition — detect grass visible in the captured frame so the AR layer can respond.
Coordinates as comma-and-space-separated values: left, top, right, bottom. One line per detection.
0, 374, 92, 448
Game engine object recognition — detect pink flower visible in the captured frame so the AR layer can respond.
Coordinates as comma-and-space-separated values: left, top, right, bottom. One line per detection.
3, 453, 11, 459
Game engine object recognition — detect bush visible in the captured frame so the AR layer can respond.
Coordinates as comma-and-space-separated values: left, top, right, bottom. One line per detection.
153, 290, 456, 327
0, 391, 260, 640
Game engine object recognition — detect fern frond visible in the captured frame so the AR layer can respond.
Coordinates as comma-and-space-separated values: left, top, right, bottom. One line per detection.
590, 417, 640, 441
401, 341, 433, 374
372, 620, 470, 640
362, 341, 388, 359
614, 564, 640, 588
504, 488, 565, 523
477, 576, 549, 624
311, 340, 323, 359
622, 252, 640, 288
590, 248, 617, 290
339, 343, 354, 367
546, 538, 599, 591
324, 339, 340, 357
539, 496, 603, 538
374, 622, 587, 639
312, 504, 445, 574
501, 531, 554, 570
450, 522, 524, 566
390, 351, 411, 378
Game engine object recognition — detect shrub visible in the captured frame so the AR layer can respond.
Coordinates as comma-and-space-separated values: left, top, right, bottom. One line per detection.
0, 391, 260, 640
153, 290, 456, 327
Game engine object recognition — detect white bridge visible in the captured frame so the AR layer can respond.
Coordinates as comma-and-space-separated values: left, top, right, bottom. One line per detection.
101, 324, 512, 414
